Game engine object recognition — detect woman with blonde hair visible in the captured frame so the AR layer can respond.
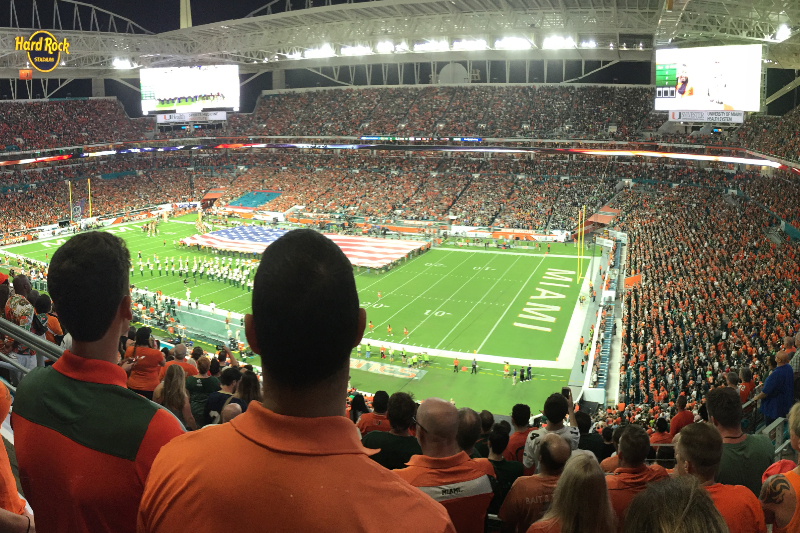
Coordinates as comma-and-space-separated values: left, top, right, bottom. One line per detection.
624, 476, 728, 533
153, 365, 197, 431
528, 453, 615, 533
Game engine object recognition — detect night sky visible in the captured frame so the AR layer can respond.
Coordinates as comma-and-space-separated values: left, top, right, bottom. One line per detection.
1, 0, 796, 116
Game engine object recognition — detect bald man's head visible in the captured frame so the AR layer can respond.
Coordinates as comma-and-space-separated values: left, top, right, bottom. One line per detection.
12, 275, 30, 298
777, 350, 789, 365
538, 433, 571, 475
221, 402, 242, 423
417, 398, 459, 455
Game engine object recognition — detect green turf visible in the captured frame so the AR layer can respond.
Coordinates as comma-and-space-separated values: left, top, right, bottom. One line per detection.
4, 219, 597, 413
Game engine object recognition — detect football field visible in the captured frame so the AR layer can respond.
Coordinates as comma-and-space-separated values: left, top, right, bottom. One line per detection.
3, 218, 599, 413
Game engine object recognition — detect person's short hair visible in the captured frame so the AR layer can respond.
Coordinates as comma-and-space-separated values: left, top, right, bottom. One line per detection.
48, 232, 130, 342
740, 367, 753, 383
677, 422, 722, 479
135, 327, 151, 346
209, 358, 220, 376
612, 425, 626, 444
726, 372, 740, 386
602, 426, 614, 442
34, 294, 51, 314
623, 476, 727, 533
618, 424, 650, 466
386, 392, 416, 432
479, 410, 494, 432
196, 356, 211, 375
511, 403, 531, 427
487, 422, 511, 455
372, 390, 389, 413
497, 420, 512, 434
543, 394, 568, 424
574, 411, 592, 434
706, 387, 743, 429
457, 408, 482, 452
191, 347, 204, 360
251, 230, 360, 387
785, 336, 795, 349
655, 418, 668, 433
676, 396, 687, 410
539, 436, 570, 473
220, 367, 242, 386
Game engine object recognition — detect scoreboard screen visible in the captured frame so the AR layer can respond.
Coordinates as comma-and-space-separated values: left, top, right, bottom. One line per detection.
654, 45, 762, 112
140, 65, 240, 115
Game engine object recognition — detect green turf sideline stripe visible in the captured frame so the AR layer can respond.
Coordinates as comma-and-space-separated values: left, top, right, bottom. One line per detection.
375, 253, 473, 328
434, 255, 523, 350
476, 255, 548, 353
408, 253, 502, 334
357, 249, 435, 292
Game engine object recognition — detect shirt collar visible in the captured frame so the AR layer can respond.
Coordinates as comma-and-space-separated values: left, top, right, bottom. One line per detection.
53, 349, 128, 388
613, 465, 649, 475
406, 451, 471, 469
231, 402, 378, 456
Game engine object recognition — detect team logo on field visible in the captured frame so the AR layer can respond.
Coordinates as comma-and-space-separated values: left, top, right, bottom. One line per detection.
15, 31, 70, 73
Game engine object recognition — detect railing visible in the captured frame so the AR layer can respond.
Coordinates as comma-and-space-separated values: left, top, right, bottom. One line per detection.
0, 318, 63, 392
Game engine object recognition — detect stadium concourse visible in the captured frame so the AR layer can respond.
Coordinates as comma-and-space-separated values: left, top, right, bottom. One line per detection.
1, 87, 800, 533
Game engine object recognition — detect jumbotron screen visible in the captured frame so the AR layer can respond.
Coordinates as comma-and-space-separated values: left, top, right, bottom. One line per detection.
139, 65, 240, 114
654, 44, 762, 112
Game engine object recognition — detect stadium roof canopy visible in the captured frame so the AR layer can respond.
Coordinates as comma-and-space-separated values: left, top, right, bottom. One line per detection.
0, 0, 797, 85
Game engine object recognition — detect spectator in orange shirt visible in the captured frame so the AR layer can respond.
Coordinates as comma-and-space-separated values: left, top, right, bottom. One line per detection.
159, 343, 198, 381
527, 453, 615, 533
674, 423, 766, 533
648, 418, 672, 454
126, 327, 165, 400
669, 395, 694, 437
0, 381, 30, 524
760, 403, 800, 532
499, 433, 570, 533
738, 367, 755, 403
624, 476, 728, 533
138, 229, 455, 533
605, 424, 669, 530
394, 397, 495, 533
357, 390, 391, 436
503, 403, 533, 463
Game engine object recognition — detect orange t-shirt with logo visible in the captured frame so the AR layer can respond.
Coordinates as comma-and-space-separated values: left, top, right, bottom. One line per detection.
499, 474, 559, 533
704, 483, 766, 533
503, 428, 534, 463
356, 412, 391, 436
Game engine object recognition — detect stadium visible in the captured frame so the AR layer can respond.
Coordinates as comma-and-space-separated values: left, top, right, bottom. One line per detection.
0, 0, 798, 530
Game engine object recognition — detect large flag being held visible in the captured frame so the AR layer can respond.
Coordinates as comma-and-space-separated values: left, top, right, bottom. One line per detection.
181, 226, 425, 268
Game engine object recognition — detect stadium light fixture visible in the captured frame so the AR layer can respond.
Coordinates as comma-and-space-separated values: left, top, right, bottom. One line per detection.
341, 45, 373, 56
285, 51, 302, 60
542, 36, 575, 50
395, 42, 410, 52
494, 37, 532, 50
775, 24, 791, 42
453, 39, 487, 51
580, 40, 597, 48
112, 58, 134, 69
304, 44, 335, 59
376, 41, 395, 54
414, 40, 449, 53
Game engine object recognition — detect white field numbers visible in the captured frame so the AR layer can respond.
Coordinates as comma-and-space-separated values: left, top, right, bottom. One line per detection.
424, 310, 451, 317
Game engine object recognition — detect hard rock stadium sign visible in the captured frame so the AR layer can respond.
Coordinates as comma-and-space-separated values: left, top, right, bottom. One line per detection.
15, 31, 70, 73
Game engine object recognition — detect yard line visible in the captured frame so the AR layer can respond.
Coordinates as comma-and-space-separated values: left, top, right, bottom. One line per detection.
409, 254, 501, 334
375, 253, 474, 328
434, 255, 522, 350
356, 249, 438, 291
476, 255, 548, 353
358, 251, 455, 303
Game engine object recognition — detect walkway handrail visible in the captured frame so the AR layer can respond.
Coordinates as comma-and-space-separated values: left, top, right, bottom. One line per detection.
0, 318, 63, 363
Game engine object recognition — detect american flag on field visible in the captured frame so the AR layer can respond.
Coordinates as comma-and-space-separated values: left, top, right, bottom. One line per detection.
181, 226, 426, 268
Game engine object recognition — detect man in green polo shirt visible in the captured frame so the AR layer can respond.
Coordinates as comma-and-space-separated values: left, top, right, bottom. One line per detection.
411, 354, 418, 368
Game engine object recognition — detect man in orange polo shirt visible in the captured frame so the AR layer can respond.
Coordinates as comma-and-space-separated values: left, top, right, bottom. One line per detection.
674, 423, 766, 533
394, 397, 495, 533
13, 232, 184, 533
159, 343, 198, 381
670, 395, 693, 437
605, 424, 668, 530
357, 390, 391, 436
138, 230, 454, 533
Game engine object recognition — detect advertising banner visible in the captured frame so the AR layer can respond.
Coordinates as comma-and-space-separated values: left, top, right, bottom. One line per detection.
667, 110, 745, 123
156, 111, 227, 123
